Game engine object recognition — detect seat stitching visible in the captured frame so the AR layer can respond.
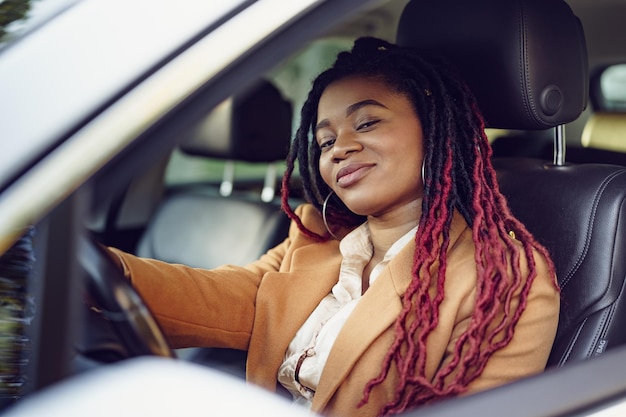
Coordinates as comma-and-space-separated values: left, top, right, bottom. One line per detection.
517, 0, 535, 124
560, 317, 587, 366
560, 170, 626, 290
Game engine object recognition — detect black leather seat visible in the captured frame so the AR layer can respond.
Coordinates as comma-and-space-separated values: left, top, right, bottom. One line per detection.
494, 159, 626, 366
397, 0, 626, 368
137, 79, 293, 269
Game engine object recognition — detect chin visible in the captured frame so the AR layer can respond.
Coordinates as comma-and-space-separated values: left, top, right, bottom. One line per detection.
339, 202, 376, 218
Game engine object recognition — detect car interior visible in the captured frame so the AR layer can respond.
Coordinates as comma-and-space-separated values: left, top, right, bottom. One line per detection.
2, 0, 626, 415
134, 78, 293, 270
77, 0, 626, 387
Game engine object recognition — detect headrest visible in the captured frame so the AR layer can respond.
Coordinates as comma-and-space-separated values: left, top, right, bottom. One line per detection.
396, 0, 588, 130
180, 79, 292, 162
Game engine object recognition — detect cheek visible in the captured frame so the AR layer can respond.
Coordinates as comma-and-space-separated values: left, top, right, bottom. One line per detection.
318, 154, 334, 186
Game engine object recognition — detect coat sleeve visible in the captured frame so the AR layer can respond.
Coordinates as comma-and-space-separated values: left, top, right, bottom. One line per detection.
103, 204, 320, 351
106, 235, 291, 350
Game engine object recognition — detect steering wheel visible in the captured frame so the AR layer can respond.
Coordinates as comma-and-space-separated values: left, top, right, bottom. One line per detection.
78, 234, 174, 359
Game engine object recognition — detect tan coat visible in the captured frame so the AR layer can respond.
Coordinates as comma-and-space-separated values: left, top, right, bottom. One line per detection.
110, 204, 559, 417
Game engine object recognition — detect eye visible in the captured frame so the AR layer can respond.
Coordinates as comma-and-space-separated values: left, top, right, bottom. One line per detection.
318, 137, 335, 151
356, 119, 380, 131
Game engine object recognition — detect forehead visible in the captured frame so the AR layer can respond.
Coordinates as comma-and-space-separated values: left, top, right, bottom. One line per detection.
317, 76, 406, 117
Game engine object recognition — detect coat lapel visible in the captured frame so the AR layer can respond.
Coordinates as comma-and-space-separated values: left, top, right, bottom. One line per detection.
247, 240, 342, 389
250, 208, 470, 407
311, 240, 416, 411
311, 212, 469, 411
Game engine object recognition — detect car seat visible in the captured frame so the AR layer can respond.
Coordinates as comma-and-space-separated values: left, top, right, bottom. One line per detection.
136, 79, 293, 269
397, 0, 626, 368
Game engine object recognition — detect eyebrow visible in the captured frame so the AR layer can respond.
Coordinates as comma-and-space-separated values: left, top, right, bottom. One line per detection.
314, 99, 388, 133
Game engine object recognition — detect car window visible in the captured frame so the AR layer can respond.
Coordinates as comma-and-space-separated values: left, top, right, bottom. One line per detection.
579, 63, 626, 154
164, 37, 354, 192
269, 37, 356, 133
165, 150, 287, 188
598, 63, 626, 111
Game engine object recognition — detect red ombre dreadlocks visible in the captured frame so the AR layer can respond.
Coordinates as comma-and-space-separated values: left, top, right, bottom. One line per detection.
280, 37, 557, 416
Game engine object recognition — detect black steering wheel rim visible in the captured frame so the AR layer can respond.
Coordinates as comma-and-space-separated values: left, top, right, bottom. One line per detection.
79, 234, 174, 358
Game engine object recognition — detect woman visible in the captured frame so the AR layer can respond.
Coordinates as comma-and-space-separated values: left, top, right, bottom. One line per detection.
108, 37, 560, 416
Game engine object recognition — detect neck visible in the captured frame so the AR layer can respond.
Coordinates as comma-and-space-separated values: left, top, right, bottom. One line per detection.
366, 199, 422, 259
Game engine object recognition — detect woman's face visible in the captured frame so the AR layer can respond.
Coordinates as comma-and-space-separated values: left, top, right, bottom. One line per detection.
316, 76, 425, 218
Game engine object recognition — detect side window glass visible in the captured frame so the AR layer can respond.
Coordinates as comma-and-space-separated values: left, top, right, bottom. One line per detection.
164, 38, 354, 193
165, 150, 285, 191
581, 64, 626, 153
598, 64, 626, 111
269, 37, 355, 133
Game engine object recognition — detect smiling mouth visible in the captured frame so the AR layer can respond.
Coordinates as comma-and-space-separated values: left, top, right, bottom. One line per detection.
336, 164, 374, 188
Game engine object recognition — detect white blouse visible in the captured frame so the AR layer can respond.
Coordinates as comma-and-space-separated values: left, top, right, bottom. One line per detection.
277, 222, 418, 409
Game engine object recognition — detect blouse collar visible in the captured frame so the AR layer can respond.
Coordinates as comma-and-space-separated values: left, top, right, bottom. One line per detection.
334, 222, 418, 303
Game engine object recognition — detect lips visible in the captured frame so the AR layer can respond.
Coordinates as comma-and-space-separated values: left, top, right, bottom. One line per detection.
336, 163, 375, 187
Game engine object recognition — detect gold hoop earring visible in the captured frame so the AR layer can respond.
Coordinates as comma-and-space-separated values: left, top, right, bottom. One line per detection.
322, 191, 339, 240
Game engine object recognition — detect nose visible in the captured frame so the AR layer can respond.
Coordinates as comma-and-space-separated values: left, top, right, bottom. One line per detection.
331, 130, 362, 162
